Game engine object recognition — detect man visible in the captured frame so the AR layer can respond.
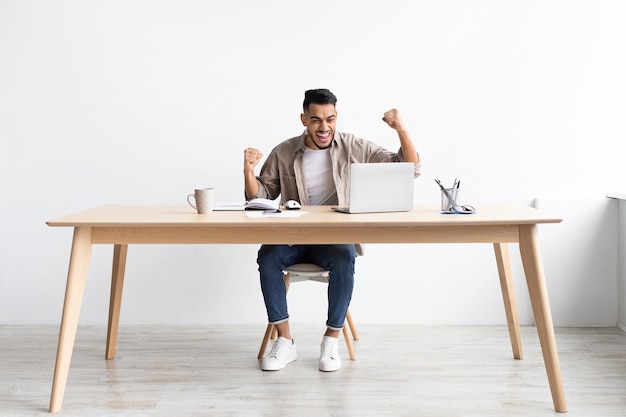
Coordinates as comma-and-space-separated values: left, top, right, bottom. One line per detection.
244, 88, 420, 372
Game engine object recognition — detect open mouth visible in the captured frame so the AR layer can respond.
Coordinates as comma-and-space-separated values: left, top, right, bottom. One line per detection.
316, 131, 331, 142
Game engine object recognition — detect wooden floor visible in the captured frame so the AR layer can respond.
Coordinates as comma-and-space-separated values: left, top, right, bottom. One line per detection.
1, 324, 625, 416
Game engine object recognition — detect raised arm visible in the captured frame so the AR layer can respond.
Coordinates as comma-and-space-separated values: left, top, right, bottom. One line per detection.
382, 109, 420, 165
244, 147, 263, 200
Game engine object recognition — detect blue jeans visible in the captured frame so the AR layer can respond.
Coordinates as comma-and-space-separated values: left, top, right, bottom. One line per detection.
257, 244, 357, 330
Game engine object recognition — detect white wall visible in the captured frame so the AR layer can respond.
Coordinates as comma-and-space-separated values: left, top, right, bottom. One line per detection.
609, 194, 626, 330
535, 197, 618, 327
620, 201, 626, 331
1, 1, 625, 326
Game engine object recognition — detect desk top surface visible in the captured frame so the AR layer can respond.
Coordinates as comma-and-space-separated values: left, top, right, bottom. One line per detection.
47, 204, 562, 228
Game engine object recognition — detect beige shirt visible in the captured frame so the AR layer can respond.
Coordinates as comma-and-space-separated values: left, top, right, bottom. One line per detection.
253, 131, 421, 206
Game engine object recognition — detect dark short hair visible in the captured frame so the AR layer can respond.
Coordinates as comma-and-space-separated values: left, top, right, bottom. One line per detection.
303, 89, 337, 112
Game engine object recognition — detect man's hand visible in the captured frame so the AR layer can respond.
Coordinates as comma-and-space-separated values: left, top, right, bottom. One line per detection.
382, 109, 420, 165
244, 147, 263, 172
244, 148, 263, 199
382, 108, 405, 132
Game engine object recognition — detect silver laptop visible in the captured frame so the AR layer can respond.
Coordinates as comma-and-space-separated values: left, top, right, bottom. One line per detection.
332, 162, 415, 213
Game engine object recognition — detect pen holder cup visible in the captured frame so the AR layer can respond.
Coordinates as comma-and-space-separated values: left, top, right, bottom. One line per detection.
441, 188, 460, 211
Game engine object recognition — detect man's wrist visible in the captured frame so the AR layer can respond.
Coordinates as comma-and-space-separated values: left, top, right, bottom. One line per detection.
395, 126, 409, 135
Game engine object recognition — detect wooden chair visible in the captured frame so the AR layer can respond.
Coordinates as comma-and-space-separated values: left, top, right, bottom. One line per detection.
257, 263, 359, 360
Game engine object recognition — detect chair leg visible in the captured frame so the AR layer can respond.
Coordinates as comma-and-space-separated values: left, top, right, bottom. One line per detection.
342, 323, 356, 360
345, 309, 359, 340
258, 324, 274, 359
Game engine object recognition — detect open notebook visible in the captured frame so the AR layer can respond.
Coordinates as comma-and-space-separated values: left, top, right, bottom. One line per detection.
214, 198, 279, 211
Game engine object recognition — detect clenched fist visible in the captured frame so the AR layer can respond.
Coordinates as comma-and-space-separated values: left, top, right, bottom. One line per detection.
244, 147, 263, 172
382, 109, 405, 132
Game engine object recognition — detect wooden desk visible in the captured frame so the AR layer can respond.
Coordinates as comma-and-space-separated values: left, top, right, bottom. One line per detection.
46, 204, 566, 412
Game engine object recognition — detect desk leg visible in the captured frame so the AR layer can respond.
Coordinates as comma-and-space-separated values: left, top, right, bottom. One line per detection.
106, 244, 128, 360
518, 225, 567, 413
493, 243, 523, 359
49, 227, 92, 413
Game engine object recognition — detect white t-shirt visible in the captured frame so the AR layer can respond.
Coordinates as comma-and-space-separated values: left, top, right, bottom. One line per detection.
302, 147, 338, 205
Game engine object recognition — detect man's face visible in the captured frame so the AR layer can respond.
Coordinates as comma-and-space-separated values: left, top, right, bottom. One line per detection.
300, 103, 337, 150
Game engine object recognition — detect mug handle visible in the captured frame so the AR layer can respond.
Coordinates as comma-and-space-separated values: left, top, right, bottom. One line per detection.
187, 194, 197, 209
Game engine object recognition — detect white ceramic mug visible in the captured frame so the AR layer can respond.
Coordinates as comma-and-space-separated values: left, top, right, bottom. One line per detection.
187, 188, 215, 214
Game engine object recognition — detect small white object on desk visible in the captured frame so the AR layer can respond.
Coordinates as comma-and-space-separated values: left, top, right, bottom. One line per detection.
285, 200, 302, 210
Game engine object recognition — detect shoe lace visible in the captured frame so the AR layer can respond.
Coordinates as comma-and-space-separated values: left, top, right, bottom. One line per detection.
321, 339, 338, 359
269, 338, 288, 358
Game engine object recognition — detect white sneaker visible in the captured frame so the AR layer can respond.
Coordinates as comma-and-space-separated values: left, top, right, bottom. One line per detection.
319, 336, 341, 372
261, 337, 297, 371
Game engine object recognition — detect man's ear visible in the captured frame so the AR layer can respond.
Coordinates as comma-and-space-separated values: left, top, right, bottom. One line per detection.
300, 113, 307, 126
